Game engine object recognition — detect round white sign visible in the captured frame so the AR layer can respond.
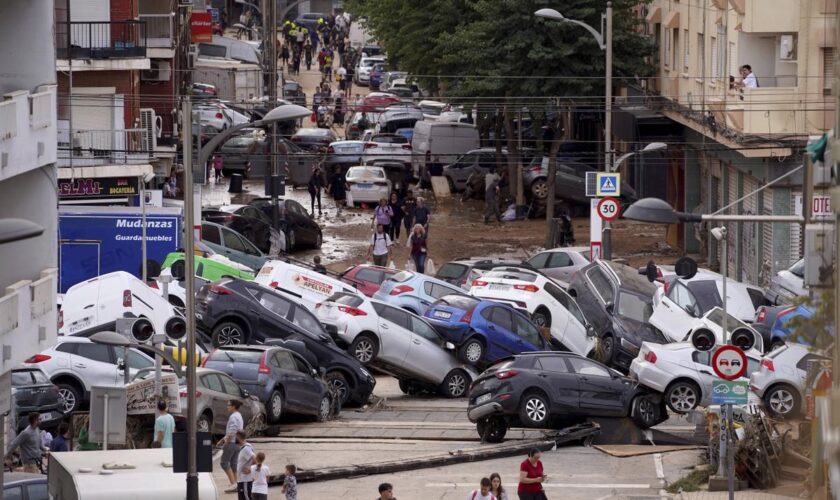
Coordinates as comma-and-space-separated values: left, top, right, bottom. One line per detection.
596, 197, 621, 221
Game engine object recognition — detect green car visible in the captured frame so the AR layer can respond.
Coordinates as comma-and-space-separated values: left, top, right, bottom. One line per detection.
162, 252, 255, 281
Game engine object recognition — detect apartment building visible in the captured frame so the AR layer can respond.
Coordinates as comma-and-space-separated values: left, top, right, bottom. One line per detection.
643, 0, 835, 285
0, 0, 60, 374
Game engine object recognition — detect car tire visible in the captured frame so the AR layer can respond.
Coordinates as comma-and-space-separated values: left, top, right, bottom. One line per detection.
326, 371, 351, 405
267, 390, 283, 424
769, 339, 785, 352
197, 413, 212, 434
56, 382, 82, 414
631, 395, 662, 429
398, 379, 412, 394
316, 395, 331, 422
458, 338, 484, 365
601, 334, 616, 365
763, 383, 800, 418
519, 391, 550, 427
440, 369, 470, 398
532, 308, 552, 328
349, 334, 379, 364
211, 321, 246, 347
476, 416, 508, 443
286, 230, 296, 252
531, 178, 549, 200
315, 231, 323, 249
665, 380, 701, 413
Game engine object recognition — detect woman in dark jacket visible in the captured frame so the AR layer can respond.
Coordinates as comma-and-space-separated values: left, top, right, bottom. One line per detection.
387, 192, 404, 243
328, 166, 346, 211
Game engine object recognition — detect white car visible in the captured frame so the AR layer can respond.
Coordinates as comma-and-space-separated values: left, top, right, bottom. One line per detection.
254, 259, 360, 312
315, 291, 477, 397
418, 100, 447, 120
23, 337, 154, 413
631, 341, 762, 413
524, 247, 590, 283
361, 133, 412, 165
663, 307, 765, 353
750, 344, 830, 418
60, 271, 181, 339
764, 259, 807, 305
345, 166, 392, 205
468, 267, 597, 358
355, 56, 386, 84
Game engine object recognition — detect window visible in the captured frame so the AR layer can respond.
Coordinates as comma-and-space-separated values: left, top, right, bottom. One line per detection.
453, 153, 478, 169
538, 356, 570, 373
219, 374, 242, 396
376, 304, 411, 329
56, 342, 77, 354
616, 291, 654, 323
76, 343, 113, 364
291, 353, 313, 374
412, 316, 440, 342
547, 252, 573, 268
210, 349, 261, 364
27, 482, 48, 500
426, 282, 460, 300
273, 351, 298, 371
586, 267, 615, 304
797, 354, 830, 371
683, 29, 690, 72
711, 36, 719, 79
664, 27, 671, 68
513, 313, 542, 347
697, 33, 705, 77
31, 370, 50, 384
568, 358, 611, 377
544, 282, 587, 326
824, 48, 834, 96
672, 28, 680, 69
437, 263, 468, 280
11, 371, 33, 386
291, 306, 324, 334
126, 350, 153, 369
478, 153, 496, 170
716, 24, 727, 81
222, 228, 247, 252
355, 268, 384, 284
257, 292, 292, 318
4, 486, 22, 500
202, 224, 221, 244
202, 374, 223, 392
526, 252, 550, 269
489, 307, 514, 332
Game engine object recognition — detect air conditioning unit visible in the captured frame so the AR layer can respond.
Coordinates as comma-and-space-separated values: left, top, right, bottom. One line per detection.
187, 45, 197, 70
141, 60, 172, 82
779, 35, 797, 61
139, 108, 158, 151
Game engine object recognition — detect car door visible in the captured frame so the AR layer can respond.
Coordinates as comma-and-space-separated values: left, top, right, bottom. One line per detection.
650, 281, 697, 342
372, 303, 413, 364
250, 289, 293, 341
406, 316, 454, 384
271, 350, 308, 413
290, 352, 324, 413
566, 357, 627, 416
481, 306, 521, 359
512, 312, 549, 351
689, 350, 719, 401
218, 372, 252, 423
201, 223, 224, 254
535, 356, 580, 413
199, 373, 229, 432
71, 342, 119, 387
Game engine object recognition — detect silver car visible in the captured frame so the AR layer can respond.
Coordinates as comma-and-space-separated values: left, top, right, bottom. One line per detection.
524, 247, 590, 283
327, 140, 365, 166
764, 259, 806, 305
749, 344, 829, 418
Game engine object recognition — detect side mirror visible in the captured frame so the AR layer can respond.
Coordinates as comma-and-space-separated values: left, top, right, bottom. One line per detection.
586, 325, 597, 338
311, 368, 318, 377
444, 342, 455, 350
241, 390, 250, 398
605, 302, 614, 314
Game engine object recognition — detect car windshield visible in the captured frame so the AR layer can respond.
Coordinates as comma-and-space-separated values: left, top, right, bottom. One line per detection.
223, 136, 255, 148
616, 290, 653, 323
438, 294, 479, 310
326, 292, 364, 307
372, 134, 408, 144
389, 271, 413, 283
208, 349, 262, 364
11, 371, 35, 386
437, 263, 467, 279
705, 308, 749, 331
348, 167, 385, 179
789, 259, 804, 278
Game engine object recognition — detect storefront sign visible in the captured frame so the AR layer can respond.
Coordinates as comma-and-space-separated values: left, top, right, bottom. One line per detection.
191, 12, 213, 43
126, 373, 181, 415
58, 177, 139, 198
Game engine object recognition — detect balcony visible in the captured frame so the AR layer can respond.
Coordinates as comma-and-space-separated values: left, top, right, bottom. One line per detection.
0, 86, 58, 183
0, 269, 57, 374
717, 87, 808, 136
140, 14, 174, 48
57, 125, 153, 167
56, 21, 147, 59
738, 0, 799, 32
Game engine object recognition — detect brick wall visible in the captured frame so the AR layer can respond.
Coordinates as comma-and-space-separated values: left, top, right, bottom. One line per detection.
140, 74, 176, 138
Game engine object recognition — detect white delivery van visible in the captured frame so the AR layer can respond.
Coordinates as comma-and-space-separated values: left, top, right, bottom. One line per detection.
411, 121, 480, 181
254, 260, 360, 312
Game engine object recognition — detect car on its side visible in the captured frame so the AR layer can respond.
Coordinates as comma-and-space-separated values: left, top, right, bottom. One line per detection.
345, 166, 392, 206
203, 345, 331, 423
194, 278, 375, 405
631, 342, 762, 413
254, 259, 360, 312
244, 198, 323, 251
764, 259, 806, 305
161, 252, 254, 282
524, 247, 590, 283
338, 264, 400, 297
435, 257, 530, 290
200, 221, 270, 271
314, 292, 477, 397
750, 343, 829, 418
373, 270, 465, 316
424, 295, 553, 366
467, 352, 667, 442
290, 128, 338, 151
11, 367, 65, 432
568, 261, 667, 370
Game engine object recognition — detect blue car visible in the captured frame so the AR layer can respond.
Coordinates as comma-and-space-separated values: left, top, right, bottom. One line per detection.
370, 63, 386, 90
424, 295, 552, 366
770, 304, 819, 347
373, 270, 464, 315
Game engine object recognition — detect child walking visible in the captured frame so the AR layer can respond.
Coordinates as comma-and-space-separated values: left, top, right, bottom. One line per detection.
281, 464, 298, 500
250, 452, 269, 500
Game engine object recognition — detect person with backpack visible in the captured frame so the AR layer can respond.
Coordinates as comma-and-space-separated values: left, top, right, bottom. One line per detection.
367, 224, 392, 267
373, 198, 394, 236
467, 477, 496, 500
387, 192, 404, 242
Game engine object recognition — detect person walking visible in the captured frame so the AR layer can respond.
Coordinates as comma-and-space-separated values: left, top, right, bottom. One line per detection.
213, 154, 224, 182
313, 255, 327, 274
250, 452, 270, 500
367, 224, 392, 267
377, 483, 396, 500
50, 423, 71, 452
154, 399, 175, 449
304, 38, 313, 70
484, 170, 502, 224
467, 477, 496, 500
388, 192, 404, 242
517, 448, 547, 500
281, 43, 290, 69
235, 430, 255, 500
328, 166, 346, 211
407, 224, 428, 274
282, 464, 298, 500
217, 400, 244, 493
401, 190, 416, 236
490, 473, 509, 500
5, 413, 43, 473
373, 198, 394, 235
308, 164, 325, 215
414, 197, 431, 232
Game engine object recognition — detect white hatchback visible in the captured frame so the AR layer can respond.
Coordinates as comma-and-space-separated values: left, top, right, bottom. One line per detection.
749, 344, 830, 418
468, 267, 596, 357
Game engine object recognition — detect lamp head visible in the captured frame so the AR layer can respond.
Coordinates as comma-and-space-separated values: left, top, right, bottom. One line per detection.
535, 8, 565, 20
623, 198, 681, 224
642, 142, 667, 152
0, 218, 44, 245
263, 103, 312, 122
89, 331, 132, 348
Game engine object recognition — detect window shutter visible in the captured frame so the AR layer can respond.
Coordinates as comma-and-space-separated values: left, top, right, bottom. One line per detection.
824, 48, 834, 96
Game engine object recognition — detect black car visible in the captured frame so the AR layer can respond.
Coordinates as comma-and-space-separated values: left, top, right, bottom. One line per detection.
195, 278, 375, 405
3, 473, 47, 500
203, 345, 331, 423
290, 128, 338, 151
247, 198, 323, 251
282, 81, 307, 107
466, 352, 666, 442
11, 367, 64, 432
568, 261, 667, 370
201, 209, 278, 255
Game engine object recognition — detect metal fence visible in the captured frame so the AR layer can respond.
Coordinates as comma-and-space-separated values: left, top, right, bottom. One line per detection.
60, 128, 153, 164
139, 14, 173, 48
56, 21, 147, 59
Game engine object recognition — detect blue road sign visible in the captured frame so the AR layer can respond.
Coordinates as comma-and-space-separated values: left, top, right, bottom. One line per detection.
596, 173, 621, 197
711, 379, 748, 405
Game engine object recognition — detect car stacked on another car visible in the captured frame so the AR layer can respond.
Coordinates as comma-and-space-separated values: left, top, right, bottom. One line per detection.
202, 208, 280, 256
373, 270, 464, 315
246, 198, 324, 251
764, 259, 806, 305
338, 264, 400, 297
435, 257, 530, 290
200, 220, 270, 271
524, 247, 591, 284
750, 343, 829, 418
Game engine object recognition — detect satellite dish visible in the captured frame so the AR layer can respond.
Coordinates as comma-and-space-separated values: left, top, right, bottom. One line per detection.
674, 256, 698, 280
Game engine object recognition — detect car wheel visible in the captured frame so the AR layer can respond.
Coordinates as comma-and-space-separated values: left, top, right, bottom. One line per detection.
476, 416, 508, 443
446, 177, 456, 193
531, 178, 549, 200
398, 379, 412, 394
458, 338, 484, 365
197, 413, 212, 434
764, 383, 800, 418
212, 321, 246, 347
440, 370, 470, 398
286, 230, 296, 252
665, 380, 701, 413
349, 334, 379, 364
316, 395, 331, 422
631, 395, 662, 429
267, 390, 283, 423
769, 339, 785, 352
56, 383, 81, 413
326, 371, 351, 405
601, 334, 615, 364
519, 391, 550, 427
315, 231, 323, 249
532, 308, 552, 328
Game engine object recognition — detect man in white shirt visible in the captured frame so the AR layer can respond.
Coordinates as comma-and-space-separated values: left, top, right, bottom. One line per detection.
367, 223, 392, 267
739, 64, 758, 88
466, 477, 496, 500
234, 430, 255, 500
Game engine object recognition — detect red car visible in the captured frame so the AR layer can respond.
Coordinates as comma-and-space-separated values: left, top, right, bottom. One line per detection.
357, 92, 402, 112
338, 264, 399, 297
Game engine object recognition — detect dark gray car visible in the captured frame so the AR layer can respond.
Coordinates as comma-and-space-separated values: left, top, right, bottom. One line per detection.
291, 128, 338, 151
218, 132, 314, 182
11, 367, 64, 432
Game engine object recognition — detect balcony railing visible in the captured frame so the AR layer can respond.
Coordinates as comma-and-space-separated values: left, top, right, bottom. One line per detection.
56, 21, 147, 59
58, 127, 153, 166
0, 99, 17, 140
0, 269, 58, 373
29, 90, 52, 130
139, 14, 174, 48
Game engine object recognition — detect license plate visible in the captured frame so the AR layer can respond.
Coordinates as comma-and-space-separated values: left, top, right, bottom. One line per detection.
68, 318, 92, 333
433, 310, 451, 319
358, 183, 373, 189
39, 412, 53, 423
489, 284, 507, 291
475, 393, 491, 405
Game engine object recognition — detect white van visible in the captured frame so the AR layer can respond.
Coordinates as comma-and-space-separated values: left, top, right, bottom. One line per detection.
411, 121, 480, 180
60, 271, 179, 338
254, 260, 360, 312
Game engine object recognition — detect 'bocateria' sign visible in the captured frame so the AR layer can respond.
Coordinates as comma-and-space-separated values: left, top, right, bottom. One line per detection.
59, 177, 140, 198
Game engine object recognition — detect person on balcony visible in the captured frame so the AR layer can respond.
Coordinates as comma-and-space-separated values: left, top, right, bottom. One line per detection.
735, 65, 758, 89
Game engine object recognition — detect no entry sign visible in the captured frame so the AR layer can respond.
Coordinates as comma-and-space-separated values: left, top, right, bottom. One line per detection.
596, 197, 621, 221
711, 345, 748, 381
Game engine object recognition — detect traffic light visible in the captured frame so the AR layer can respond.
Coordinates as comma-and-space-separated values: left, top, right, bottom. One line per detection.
165, 316, 187, 341
129, 318, 154, 343
689, 329, 715, 352
730, 328, 757, 351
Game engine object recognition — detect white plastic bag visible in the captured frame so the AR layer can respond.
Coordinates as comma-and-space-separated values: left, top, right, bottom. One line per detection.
405, 259, 415, 272
345, 191, 354, 207
426, 258, 436, 275
388, 260, 396, 269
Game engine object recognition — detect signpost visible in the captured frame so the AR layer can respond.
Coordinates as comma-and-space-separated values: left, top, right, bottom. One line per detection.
712, 345, 748, 381
589, 198, 602, 259
711, 345, 747, 498
595, 172, 621, 197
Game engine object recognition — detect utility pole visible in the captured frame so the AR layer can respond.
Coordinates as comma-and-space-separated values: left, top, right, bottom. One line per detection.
833, 3, 840, 388
601, 2, 614, 260
266, 0, 281, 227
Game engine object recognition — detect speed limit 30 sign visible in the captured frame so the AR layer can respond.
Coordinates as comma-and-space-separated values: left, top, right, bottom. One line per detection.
596, 197, 621, 221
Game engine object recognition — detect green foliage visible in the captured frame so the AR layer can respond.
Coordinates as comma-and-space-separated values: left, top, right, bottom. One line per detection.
785, 291, 834, 351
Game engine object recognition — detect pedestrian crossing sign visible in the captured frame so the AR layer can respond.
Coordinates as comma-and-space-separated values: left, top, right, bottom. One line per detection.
596, 173, 621, 197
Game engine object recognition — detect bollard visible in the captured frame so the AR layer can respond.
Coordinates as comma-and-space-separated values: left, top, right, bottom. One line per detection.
228, 173, 243, 193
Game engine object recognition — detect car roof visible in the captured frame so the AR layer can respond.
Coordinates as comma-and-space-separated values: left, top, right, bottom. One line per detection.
295, 128, 332, 136
4, 472, 46, 485
55, 336, 96, 344
600, 261, 657, 294
537, 246, 590, 254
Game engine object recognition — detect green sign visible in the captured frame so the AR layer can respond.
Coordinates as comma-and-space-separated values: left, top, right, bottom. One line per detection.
711, 379, 748, 405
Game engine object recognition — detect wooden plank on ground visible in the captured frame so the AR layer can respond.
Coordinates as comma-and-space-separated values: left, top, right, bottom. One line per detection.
593, 444, 705, 457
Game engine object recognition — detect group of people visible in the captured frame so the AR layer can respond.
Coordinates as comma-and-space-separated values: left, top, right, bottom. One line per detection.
4, 412, 72, 473
367, 191, 432, 273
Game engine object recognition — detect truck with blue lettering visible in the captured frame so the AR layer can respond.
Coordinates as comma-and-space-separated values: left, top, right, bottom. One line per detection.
58, 206, 182, 292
